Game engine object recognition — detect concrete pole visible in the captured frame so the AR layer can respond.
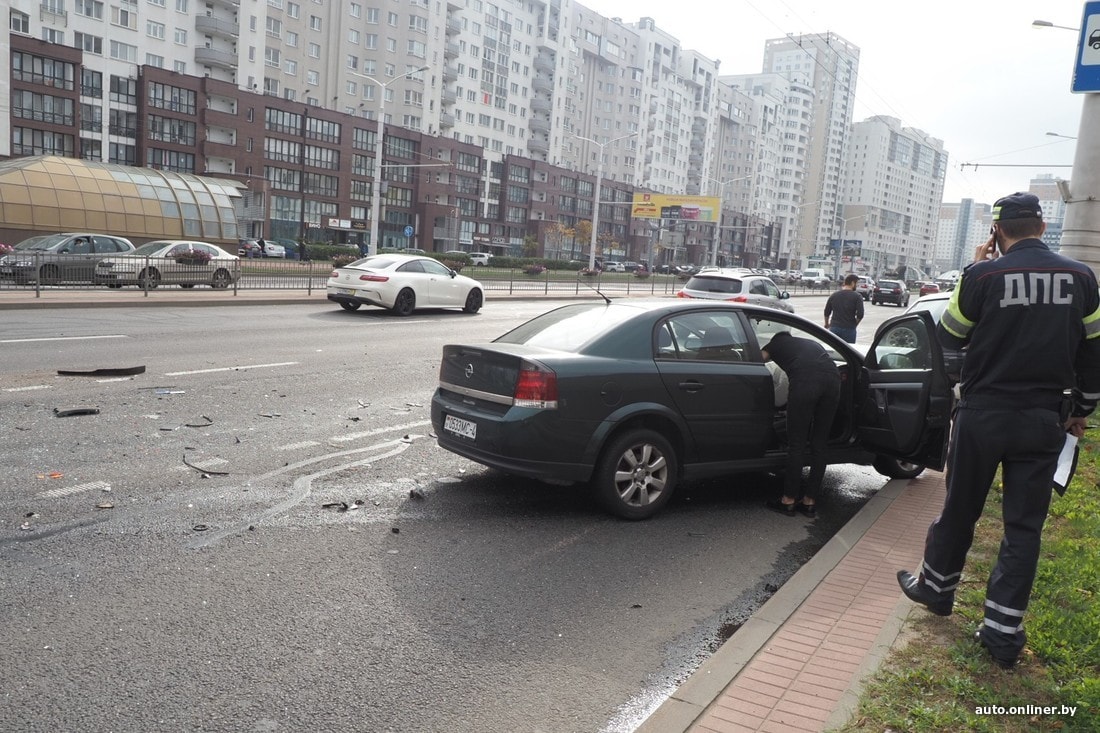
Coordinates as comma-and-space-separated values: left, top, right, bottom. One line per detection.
1058, 93, 1100, 277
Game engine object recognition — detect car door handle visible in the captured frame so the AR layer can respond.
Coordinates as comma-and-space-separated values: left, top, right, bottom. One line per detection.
678, 380, 705, 392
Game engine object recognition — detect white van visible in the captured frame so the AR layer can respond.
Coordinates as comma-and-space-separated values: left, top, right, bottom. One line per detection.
801, 268, 831, 287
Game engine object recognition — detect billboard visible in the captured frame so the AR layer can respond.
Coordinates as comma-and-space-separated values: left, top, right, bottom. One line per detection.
631, 193, 721, 222
828, 239, 862, 257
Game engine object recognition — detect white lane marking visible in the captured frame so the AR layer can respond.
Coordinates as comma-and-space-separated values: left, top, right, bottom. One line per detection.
0, 335, 127, 344
277, 440, 321, 451
41, 480, 111, 499
329, 419, 431, 443
96, 377, 134, 383
4, 385, 52, 392
188, 438, 413, 549
165, 361, 299, 376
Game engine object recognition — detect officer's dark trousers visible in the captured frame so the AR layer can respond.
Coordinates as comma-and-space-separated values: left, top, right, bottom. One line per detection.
783, 372, 840, 501
920, 405, 1064, 661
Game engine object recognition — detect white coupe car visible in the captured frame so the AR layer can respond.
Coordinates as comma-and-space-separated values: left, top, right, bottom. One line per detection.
327, 253, 485, 316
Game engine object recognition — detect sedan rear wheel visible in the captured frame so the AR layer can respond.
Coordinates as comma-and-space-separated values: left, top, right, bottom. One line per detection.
593, 428, 678, 520
463, 288, 483, 314
339, 301, 361, 311
392, 288, 416, 316
38, 265, 60, 286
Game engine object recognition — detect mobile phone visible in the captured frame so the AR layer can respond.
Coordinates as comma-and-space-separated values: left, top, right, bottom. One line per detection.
989, 226, 1001, 254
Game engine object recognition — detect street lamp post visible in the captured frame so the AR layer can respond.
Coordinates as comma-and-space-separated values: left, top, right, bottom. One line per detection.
573, 131, 638, 270
1033, 16, 1100, 276
706, 175, 752, 266
351, 65, 430, 256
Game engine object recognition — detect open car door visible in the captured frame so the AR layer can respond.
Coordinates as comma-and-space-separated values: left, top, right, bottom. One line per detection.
857, 311, 953, 470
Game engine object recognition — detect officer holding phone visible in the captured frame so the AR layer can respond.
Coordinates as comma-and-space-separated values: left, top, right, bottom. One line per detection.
896, 192, 1100, 669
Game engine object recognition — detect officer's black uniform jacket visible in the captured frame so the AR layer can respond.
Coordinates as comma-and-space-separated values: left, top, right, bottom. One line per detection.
938, 238, 1100, 416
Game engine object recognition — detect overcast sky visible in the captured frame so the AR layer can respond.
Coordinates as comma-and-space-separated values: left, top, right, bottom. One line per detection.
582, 0, 1087, 205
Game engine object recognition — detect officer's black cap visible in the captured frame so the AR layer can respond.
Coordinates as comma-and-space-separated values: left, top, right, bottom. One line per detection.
992, 192, 1043, 221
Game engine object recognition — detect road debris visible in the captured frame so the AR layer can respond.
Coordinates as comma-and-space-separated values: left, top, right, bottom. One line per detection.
36, 472, 64, 480
95, 502, 114, 510
184, 416, 214, 428
181, 454, 230, 476
357, 400, 370, 409
57, 365, 146, 377
192, 524, 209, 532
409, 487, 425, 500
322, 501, 349, 512
155, 388, 186, 395
53, 406, 100, 417
19, 522, 32, 531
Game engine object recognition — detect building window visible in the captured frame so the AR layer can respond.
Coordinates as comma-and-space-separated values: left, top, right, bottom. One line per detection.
110, 41, 137, 61
80, 137, 102, 160
366, 7, 377, 23
13, 90, 75, 125
11, 10, 31, 33
111, 6, 137, 29
146, 148, 196, 173
109, 142, 137, 165
286, 1, 299, 18
147, 20, 166, 39
81, 103, 102, 132
145, 53, 164, 67
349, 2, 360, 17
13, 127, 75, 156
309, 15, 321, 30
74, 32, 103, 54
174, 28, 187, 44
42, 28, 64, 44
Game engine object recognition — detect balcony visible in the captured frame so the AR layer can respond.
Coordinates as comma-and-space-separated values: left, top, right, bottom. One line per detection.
445, 41, 460, 58
527, 138, 549, 155
442, 89, 457, 105
443, 65, 458, 82
195, 47, 237, 70
196, 15, 239, 39
204, 0, 240, 8
534, 55, 554, 74
528, 116, 549, 134
445, 18, 461, 35
530, 97, 551, 113
439, 112, 455, 128
532, 75, 552, 94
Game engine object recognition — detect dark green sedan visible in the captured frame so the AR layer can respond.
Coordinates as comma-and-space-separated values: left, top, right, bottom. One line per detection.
431, 299, 952, 519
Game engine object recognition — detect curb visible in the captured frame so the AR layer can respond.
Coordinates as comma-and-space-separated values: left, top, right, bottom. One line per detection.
635, 477, 913, 733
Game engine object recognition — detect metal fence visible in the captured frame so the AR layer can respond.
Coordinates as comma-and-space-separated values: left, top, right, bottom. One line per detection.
0, 253, 842, 298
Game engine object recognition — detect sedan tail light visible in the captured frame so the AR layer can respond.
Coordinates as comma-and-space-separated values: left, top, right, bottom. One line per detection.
358, 273, 389, 282
675, 291, 691, 298
727, 295, 749, 303
513, 360, 558, 409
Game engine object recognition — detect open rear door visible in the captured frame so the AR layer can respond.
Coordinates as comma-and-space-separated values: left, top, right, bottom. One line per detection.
856, 311, 953, 470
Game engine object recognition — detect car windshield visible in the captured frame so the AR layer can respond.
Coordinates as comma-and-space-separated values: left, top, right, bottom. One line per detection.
131, 241, 174, 255
14, 234, 67, 250
495, 303, 642, 351
684, 275, 742, 294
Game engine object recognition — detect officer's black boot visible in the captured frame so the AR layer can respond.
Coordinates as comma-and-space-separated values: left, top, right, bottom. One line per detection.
896, 570, 953, 616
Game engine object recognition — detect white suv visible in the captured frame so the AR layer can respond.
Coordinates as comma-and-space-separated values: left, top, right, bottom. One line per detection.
676, 270, 794, 313
468, 253, 491, 266
855, 276, 875, 300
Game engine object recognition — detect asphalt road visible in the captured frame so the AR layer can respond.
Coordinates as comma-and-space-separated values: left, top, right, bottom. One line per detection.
0, 296, 901, 732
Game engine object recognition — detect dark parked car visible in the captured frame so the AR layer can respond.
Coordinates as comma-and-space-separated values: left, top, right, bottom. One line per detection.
872, 279, 910, 307
431, 300, 952, 519
0, 232, 135, 284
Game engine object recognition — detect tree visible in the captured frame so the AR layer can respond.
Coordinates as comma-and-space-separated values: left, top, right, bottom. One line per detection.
522, 234, 538, 257
574, 220, 593, 256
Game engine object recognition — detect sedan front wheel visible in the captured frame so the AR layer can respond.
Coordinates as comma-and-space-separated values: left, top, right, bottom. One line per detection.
593, 428, 678, 520
463, 288, 483, 314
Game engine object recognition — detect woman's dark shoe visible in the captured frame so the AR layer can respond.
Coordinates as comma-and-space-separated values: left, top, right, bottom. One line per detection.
796, 502, 817, 517
765, 498, 798, 517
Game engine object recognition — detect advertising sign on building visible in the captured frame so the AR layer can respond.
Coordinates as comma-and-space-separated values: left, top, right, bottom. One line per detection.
631, 193, 721, 222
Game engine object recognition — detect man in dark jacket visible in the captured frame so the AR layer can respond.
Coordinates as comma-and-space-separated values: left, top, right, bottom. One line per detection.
761, 330, 841, 517
897, 192, 1100, 669
824, 274, 865, 343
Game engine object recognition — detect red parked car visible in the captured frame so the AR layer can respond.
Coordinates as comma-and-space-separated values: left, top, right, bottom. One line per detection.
919, 282, 941, 297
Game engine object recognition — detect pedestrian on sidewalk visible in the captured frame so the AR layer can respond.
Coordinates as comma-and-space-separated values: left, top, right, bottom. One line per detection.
823, 274, 864, 344
760, 330, 841, 517
897, 192, 1100, 669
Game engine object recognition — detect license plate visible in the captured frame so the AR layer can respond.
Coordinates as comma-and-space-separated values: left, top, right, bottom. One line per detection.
443, 414, 476, 440
338, 287, 356, 295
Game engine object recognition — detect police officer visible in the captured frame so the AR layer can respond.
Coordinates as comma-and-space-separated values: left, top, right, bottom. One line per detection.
897, 192, 1100, 669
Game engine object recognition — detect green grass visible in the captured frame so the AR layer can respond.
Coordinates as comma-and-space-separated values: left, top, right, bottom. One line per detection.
835, 436, 1100, 732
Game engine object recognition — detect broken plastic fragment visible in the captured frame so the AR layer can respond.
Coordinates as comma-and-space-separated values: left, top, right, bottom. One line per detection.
155, 389, 186, 395
322, 501, 349, 512
192, 524, 209, 532
181, 454, 230, 476
53, 406, 100, 417
409, 488, 425, 500
95, 502, 114, 510
57, 365, 146, 377
184, 416, 214, 428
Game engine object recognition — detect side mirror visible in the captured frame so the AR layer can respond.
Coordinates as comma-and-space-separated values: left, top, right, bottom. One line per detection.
780, 291, 790, 300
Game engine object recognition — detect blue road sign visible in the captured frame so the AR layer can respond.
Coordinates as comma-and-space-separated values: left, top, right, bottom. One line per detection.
1073, 1, 1100, 93
403, 225, 415, 237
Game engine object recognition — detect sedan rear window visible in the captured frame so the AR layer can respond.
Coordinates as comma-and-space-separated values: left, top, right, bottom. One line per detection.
684, 275, 743, 294
496, 303, 641, 351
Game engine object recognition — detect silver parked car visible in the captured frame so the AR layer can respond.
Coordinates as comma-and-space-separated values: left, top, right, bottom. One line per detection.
676, 269, 794, 313
95, 240, 241, 289
0, 232, 135, 285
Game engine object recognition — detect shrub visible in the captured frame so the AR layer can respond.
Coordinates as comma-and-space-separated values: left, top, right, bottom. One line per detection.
0, 243, 12, 256
634, 269, 651, 279
331, 254, 357, 268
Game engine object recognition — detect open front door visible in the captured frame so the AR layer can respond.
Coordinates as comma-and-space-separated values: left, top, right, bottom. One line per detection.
857, 311, 953, 470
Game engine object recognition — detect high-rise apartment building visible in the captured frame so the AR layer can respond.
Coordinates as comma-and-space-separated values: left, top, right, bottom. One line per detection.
1028, 174, 1067, 251
935, 199, 991, 275
843, 115, 947, 275
762, 32, 859, 267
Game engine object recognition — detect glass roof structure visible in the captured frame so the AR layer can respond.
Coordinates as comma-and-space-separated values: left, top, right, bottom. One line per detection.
0, 156, 243, 244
